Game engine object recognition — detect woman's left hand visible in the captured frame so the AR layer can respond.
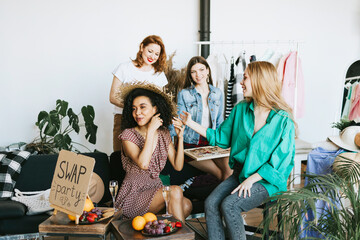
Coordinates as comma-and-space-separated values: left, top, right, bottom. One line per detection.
231, 178, 254, 198
172, 117, 185, 137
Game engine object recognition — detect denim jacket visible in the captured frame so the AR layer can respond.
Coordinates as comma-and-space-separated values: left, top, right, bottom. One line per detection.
177, 84, 224, 144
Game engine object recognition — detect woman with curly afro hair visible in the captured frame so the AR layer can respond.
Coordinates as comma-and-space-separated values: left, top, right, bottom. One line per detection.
114, 82, 192, 223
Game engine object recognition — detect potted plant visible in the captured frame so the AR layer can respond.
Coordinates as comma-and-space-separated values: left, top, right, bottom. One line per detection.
26, 99, 98, 154
332, 119, 360, 131
261, 153, 360, 239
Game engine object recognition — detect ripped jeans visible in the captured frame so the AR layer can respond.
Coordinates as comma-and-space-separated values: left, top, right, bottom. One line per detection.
204, 172, 269, 240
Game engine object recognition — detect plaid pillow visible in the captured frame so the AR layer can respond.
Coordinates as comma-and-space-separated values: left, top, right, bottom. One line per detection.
0, 151, 30, 199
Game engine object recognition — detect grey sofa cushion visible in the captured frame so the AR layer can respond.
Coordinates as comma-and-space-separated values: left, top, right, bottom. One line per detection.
0, 200, 26, 218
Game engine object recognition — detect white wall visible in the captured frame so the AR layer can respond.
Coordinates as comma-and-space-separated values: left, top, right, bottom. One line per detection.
1, 0, 359, 155
0, 0, 198, 154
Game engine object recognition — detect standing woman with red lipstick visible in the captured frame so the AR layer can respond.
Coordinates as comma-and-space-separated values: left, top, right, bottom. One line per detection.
109, 35, 168, 152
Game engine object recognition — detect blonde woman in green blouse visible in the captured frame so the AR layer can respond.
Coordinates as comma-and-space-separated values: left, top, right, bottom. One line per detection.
180, 61, 296, 240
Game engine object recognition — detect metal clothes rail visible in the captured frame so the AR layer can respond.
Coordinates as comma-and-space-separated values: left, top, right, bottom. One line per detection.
194, 40, 304, 118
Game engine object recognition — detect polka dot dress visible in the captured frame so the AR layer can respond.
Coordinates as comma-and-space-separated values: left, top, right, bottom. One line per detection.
114, 128, 171, 219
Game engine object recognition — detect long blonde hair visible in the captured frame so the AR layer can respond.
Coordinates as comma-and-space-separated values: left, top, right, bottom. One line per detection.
246, 61, 297, 131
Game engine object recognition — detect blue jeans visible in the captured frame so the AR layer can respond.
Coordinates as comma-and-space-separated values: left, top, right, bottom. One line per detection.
205, 172, 269, 240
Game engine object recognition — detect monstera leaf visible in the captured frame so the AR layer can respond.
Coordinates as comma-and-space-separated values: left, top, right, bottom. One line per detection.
36, 110, 61, 136
81, 105, 97, 144
56, 99, 68, 117
28, 99, 98, 154
67, 108, 80, 134
54, 133, 72, 150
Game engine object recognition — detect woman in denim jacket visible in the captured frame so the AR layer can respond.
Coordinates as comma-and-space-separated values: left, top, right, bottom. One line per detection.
177, 56, 233, 181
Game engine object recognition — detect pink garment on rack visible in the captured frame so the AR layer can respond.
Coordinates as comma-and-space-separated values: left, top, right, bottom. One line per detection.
277, 52, 291, 82
349, 84, 360, 121
281, 51, 305, 118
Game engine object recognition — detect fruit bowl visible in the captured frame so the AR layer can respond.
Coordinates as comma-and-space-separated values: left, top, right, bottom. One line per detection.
78, 208, 114, 225
141, 227, 179, 236
140, 219, 182, 236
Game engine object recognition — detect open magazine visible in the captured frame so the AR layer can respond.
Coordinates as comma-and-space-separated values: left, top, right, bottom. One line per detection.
184, 146, 230, 161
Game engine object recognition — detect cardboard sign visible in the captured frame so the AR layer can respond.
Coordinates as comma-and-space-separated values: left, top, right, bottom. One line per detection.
49, 150, 95, 216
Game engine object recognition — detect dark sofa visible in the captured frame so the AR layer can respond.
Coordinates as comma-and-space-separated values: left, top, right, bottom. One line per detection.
0, 152, 111, 239
0, 151, 217, 239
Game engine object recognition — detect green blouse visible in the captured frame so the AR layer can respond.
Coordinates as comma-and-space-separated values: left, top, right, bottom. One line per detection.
206, 101, 295, 196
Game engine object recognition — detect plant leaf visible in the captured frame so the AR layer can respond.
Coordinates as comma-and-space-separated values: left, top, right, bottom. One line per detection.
82, 105, 95, 121
81, 106, 97, 144
36, 111, 49, 129
54, 133, 71, 150
67, 108, 80, 133
41, 110, 61, 136
261, 166, 360, 239
56, 99, 68, 117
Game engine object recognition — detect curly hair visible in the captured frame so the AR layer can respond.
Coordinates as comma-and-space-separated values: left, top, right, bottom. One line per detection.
121, 88, 173, 130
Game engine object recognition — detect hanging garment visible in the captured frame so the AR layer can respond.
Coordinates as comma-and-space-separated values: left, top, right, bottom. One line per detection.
249, 55, 257, 62
341, 82, 352, 116
341, 84, 353, 120
281, 51, 305, 118
260, 49, 274, 62
276, 52, 291, 82
349, 83, 360, 122
233, 53, 246, 105
207, 54, 222, 89
269, 52, 283, 68
216, 54, 229, 95
225, 58, 235, 118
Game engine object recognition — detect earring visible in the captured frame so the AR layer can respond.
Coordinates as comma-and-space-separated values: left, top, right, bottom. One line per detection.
207, 75, 210, 84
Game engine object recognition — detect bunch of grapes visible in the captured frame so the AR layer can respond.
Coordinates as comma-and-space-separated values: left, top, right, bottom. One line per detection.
90, 207, 103, 218
79, 208, 103, 223
143, 220, 167, 235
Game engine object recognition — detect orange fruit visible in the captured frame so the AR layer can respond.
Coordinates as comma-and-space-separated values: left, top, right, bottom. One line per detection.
83, 198, 94, 212
143, 212, 157, 223
68, 214, 76, 221
68, 198, 94, 221
132, 216, 146, 231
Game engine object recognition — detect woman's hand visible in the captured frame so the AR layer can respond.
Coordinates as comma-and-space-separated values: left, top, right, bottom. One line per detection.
172, 117, 185, 137
179, 111, 192, 126
148, 113, 163, 133
231, 173, 262, 198
231, 178, 254, 198
179, 110, 207, 138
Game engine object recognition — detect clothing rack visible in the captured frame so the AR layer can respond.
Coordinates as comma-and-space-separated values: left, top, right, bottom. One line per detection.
194, 40, 304, 118
194, 40, 304, 55
345, 75, 360, 84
